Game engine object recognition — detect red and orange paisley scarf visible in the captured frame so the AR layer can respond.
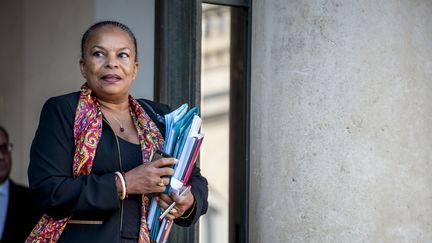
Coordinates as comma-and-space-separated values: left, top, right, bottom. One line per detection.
26, 84, 164, 243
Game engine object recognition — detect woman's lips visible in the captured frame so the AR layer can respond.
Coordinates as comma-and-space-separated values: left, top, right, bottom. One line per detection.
101, 74, 122, 83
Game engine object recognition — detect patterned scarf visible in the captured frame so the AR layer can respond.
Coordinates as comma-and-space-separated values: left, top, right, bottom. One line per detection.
26, 84, 164, 243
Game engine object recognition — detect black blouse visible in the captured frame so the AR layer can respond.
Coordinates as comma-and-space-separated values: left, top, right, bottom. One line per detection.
117, 137, 141, 240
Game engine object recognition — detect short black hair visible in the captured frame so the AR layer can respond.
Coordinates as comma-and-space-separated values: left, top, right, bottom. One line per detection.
0, 126, 9, 143
81, 21, 138, 61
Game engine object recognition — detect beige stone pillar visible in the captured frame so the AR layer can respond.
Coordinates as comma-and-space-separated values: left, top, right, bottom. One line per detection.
250, 1, 432, 242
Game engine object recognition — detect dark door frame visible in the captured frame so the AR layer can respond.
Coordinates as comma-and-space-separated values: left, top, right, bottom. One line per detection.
154, 1, 251, 242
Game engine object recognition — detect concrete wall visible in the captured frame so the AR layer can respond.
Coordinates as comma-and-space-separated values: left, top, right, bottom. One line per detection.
250, 0, 432, 242
0, 0, 154, 184
0, 0, 26, 183
19, 0, 95, 185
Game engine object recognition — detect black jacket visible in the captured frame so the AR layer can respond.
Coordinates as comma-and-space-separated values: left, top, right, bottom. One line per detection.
28, 92, 208, 243
1, 180, 41, 243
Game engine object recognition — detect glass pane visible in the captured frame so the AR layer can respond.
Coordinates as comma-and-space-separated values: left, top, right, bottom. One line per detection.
200, 3, 231, 243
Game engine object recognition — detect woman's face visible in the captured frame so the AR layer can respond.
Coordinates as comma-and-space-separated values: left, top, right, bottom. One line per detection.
80, 25, 138, 101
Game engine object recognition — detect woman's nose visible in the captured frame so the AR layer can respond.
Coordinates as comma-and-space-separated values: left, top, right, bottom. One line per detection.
105, 54, 119, 68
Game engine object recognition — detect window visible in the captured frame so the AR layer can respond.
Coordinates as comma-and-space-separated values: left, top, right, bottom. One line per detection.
200, 4, 231, 243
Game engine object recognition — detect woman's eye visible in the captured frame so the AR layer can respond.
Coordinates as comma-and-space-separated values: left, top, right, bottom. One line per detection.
118, 52, 129, 58
93, 51, 104, 57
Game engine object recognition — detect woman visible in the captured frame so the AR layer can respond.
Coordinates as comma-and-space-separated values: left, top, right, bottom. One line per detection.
27, 21, 208, 243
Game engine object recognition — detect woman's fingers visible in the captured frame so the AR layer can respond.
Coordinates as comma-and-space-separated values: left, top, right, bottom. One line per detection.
157, 193, 173, 209
157, 167, 175, 177
150, 158, 176, 178
157, 194, 179, 221
123, 158, 178, 194
152, 157, 177, 169
161, 177, 169, 186
156, 190, 195, 221
153, 177, 171, 193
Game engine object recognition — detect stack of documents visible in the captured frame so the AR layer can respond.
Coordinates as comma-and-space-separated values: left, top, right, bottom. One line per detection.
147, 104, 204, 243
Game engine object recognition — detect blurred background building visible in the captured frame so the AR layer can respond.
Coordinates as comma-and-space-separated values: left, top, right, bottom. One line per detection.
199, 4, 231, 243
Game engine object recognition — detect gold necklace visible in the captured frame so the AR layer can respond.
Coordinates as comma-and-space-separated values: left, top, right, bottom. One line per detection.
100, 105, 128, 133
109, 113, 126, 133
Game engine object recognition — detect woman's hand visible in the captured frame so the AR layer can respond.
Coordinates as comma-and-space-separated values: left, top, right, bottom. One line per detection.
157, 191, 195, 221
122, 158, 177, 194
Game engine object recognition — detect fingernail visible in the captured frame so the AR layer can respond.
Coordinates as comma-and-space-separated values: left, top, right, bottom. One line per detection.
155, 197, 159, 201
174, 159, 179, 164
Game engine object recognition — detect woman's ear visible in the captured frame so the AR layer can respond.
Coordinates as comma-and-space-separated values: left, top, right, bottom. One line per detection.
79, 59, 86, 78
133, 62, 139, 80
